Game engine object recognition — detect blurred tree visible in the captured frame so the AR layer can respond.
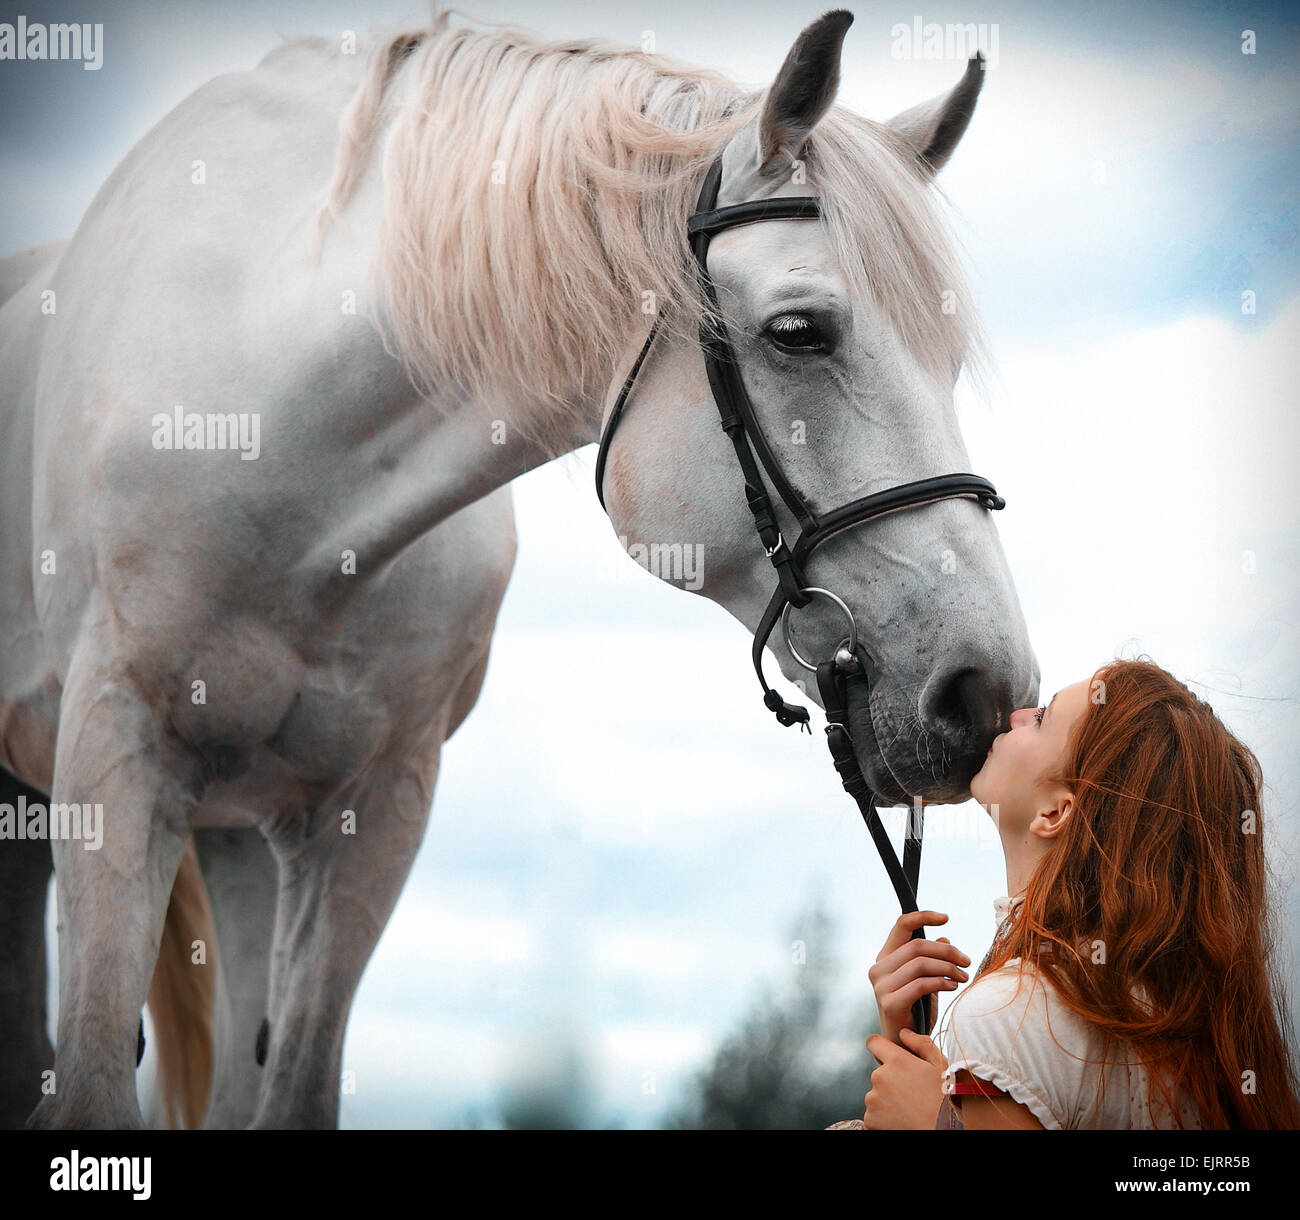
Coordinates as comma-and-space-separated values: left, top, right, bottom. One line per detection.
494, 1024, 597, 1129
663, 899, 879, 1129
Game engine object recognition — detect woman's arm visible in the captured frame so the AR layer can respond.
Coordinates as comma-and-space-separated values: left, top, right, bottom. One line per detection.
941, 966, 1071, 1129
859, 1038, 1048, 1129
950, 1069, 1045, 1130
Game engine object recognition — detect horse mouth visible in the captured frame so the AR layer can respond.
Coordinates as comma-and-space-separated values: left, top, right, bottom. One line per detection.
841, 670, 974, 806
841, 673, 912, 805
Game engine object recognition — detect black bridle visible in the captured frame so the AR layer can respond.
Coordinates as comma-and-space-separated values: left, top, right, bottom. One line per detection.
595, 156, 1007, 1033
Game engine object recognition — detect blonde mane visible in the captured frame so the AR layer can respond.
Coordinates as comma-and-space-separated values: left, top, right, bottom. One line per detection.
316, 11, 988, 455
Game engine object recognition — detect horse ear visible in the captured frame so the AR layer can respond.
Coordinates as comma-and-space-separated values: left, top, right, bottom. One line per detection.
756, 10, 854, 177
885, 53, 986, 175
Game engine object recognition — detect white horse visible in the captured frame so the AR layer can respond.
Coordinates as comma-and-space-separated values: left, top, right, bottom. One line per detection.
0, 9, 1037, 1128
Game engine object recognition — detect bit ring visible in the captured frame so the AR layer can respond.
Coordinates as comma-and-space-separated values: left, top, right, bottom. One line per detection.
781, 587, 858, 673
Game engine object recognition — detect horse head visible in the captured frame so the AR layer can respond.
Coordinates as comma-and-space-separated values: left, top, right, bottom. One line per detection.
600, 11, 1039, 804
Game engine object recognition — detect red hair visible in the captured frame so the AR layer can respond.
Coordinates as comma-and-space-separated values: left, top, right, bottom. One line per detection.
983, 658, 1300, 1128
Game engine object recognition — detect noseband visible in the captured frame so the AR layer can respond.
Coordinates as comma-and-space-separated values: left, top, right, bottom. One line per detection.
594, 156, 1007, 1032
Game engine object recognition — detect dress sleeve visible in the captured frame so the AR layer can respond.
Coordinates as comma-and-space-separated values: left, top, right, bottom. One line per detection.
938, 965, 1078, 1131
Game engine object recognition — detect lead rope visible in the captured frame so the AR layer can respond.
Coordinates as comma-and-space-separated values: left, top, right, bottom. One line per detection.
816, 658, 932, 1035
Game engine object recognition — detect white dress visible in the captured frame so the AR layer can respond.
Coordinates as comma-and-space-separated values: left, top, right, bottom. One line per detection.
936, 896, 1204, 1130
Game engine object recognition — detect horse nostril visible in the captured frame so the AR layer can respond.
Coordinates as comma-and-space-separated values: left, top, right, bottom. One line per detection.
921, 666, 1007, 751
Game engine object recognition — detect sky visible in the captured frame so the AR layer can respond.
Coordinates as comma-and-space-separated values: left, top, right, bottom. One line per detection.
6, 0, 1299, 1127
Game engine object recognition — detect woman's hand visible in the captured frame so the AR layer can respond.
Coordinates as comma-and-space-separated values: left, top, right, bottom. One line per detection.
861, 1028, 947, 1130
868, 910, 970, 1043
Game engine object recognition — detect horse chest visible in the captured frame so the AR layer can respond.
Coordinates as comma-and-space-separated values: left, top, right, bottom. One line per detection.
164, 609, 437, 788
262, 672, 400, 782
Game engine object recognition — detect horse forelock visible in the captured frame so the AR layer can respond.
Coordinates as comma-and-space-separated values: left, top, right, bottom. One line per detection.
314, 14, 988, 457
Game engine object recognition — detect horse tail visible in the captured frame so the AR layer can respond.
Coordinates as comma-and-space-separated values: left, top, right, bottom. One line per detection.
147, 836, 216, 1129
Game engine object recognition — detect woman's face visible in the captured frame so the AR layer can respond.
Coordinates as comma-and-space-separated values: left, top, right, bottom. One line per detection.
969, 677, 1093, 835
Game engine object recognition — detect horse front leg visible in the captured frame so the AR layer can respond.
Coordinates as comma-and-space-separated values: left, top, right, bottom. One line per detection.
252, 748, 439, 1129
194, 826, 277, 1129
27, 657, 201, 1130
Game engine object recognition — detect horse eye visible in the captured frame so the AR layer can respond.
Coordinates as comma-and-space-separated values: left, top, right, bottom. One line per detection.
764, 313, 828, 353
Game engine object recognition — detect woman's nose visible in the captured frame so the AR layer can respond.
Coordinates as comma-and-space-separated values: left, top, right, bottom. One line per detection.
1008, 706, 1037, 728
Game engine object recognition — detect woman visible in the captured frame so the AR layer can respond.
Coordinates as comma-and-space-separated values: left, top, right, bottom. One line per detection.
830, 657, 1300, 1130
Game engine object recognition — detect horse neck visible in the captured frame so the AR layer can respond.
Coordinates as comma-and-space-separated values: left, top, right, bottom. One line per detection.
307, 66, 623, 540
338, 33, 708, 479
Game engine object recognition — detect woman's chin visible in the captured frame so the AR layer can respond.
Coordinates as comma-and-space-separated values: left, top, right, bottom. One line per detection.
969, 774, 1004, 820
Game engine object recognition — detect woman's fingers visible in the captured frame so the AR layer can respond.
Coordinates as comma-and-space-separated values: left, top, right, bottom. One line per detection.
877, 910, 949, 958
891, 974, 961, 1011
889, 954, 970, 987
875, 978, 958, 1032
898, 1027, 948, 1068
870, 935, 971, 985
877, 965, 966, 1017
870, 915, 976, 1045
875, 954, 970, 1022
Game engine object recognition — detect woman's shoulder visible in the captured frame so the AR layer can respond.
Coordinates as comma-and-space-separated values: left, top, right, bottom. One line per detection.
940, 959, 1201, 1129
937, 961, 1074, 1129
948, 958, 1066, 1016
946, 959, 1113, 1052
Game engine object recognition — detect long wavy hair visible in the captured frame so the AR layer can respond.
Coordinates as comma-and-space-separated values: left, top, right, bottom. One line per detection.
982, 657, 1300, 1129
